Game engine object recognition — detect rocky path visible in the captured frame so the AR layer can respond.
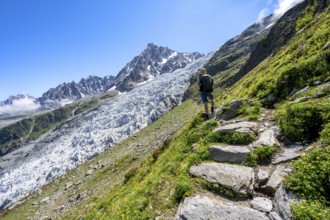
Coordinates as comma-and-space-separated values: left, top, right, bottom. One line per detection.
175, 104, 305, 220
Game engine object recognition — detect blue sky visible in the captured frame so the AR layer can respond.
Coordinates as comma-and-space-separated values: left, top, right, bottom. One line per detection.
0, 0, 302, 101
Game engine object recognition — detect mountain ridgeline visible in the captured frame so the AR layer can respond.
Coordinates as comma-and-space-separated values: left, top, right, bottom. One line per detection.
1, 0, 330, 219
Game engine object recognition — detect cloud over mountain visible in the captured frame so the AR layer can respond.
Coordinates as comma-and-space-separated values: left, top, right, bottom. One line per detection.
0, 94, 40, 116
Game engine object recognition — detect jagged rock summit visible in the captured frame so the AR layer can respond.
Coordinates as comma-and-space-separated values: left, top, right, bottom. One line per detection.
39, 75, 115, 107
114, 43, 204, 91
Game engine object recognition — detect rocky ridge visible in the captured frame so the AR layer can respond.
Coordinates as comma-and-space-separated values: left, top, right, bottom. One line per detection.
175, 101, 305, 220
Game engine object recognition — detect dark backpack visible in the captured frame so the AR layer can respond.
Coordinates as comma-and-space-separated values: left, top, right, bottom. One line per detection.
200, 74, 214, 92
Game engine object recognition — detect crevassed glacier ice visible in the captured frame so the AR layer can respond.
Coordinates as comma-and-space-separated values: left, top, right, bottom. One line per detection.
0, 52, 213, 210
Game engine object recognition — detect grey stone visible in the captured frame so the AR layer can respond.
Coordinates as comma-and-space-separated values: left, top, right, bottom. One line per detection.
213, 121, 258, 134
269, 211, 283, 220
209, 145, 250, 163
218, 100, 244, 121
292, 86, 309, 97
274, 184, 297, 220
250, 197, 273, 212
272, 144, 304, 164
175, 195, 215, 220
266, 165, 292, 195
41, 197, 50, 204
257, 167, 270, 185
253, 129, 279, 147
176, 195, 269, 220
236, 127, 256, 135
190, 163, 254, 195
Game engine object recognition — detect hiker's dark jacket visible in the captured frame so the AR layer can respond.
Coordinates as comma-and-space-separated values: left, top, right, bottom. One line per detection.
198, 74, 214, 92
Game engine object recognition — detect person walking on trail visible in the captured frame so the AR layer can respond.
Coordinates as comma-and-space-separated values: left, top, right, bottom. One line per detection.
197, 68, 214, 119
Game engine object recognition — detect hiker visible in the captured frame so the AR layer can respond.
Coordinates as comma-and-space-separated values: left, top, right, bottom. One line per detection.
197, 68, 214, 119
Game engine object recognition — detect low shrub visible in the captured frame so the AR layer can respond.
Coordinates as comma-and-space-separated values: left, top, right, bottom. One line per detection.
185, 119, 218, 146
124, 165, 140, 183
173, 177, 193, 202
320, 123, 330, 145
204, 131, 255, 145
244, 145, 277, 167
255, 145, 278, 162
276, 100, 330, 141
285, 146, 330, 202
291, 200, 330, 220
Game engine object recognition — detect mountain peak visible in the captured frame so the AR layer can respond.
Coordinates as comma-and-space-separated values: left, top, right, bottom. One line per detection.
114, 44, 204, 91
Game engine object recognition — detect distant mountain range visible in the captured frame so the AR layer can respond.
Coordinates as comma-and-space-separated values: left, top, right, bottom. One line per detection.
0, 44, 203, 116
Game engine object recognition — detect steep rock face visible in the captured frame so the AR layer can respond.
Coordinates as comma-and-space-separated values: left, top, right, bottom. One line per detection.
205, 15, 275, 79
114, 43, 203, 91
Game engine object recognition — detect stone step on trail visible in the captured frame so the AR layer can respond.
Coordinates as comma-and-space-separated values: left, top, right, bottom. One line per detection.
175, 195, 270, 220
213, 121, 259, 135
209, 144, 250, 163
190, 162, 254, 195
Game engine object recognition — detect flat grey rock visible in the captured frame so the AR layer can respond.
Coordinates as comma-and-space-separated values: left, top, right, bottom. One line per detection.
190, 163, 254, 195
176, 195, 269, 220
250, 197, 273, 212
209, 145, 250, 163
213, 121, 258, 134
272, 144, 304, 164
253, 129, 279, 147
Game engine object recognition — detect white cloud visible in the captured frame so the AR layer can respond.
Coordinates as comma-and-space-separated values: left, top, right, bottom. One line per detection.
257, 8, 271, 23
0, 97, 41, 116
257, 0, 304, 22
273, 0, 304, 18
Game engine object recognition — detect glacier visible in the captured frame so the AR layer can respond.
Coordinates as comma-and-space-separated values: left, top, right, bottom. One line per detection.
0, 52, 213, 210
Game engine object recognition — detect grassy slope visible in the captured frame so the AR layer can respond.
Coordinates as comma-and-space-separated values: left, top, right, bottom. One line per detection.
66, 4, 330, 219
1, 100, 200, 220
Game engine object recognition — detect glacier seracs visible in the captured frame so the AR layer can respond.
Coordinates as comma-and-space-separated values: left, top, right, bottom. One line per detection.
0, 52, 213, 210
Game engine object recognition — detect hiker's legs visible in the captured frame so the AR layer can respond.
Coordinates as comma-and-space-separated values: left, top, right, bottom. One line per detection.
200, 92, 214, 116
204, 103, 209, 115
210, 98, 214, 113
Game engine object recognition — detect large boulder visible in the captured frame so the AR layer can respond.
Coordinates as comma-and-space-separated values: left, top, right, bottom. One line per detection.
209, 145, 250, 163
176, 195, 269, 220
190, 163, 255, 195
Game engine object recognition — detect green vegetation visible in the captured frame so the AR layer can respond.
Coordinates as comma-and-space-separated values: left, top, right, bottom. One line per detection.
275, 98, 330, 141
285, 146, 330, 219
245, 145, 278, 167
205, 131, 255, 145
74, 99, 99, 115
0, 118, 34, 155
225, 6, 330, 105
237, 100, 261, 120
321, 123, 330, 145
